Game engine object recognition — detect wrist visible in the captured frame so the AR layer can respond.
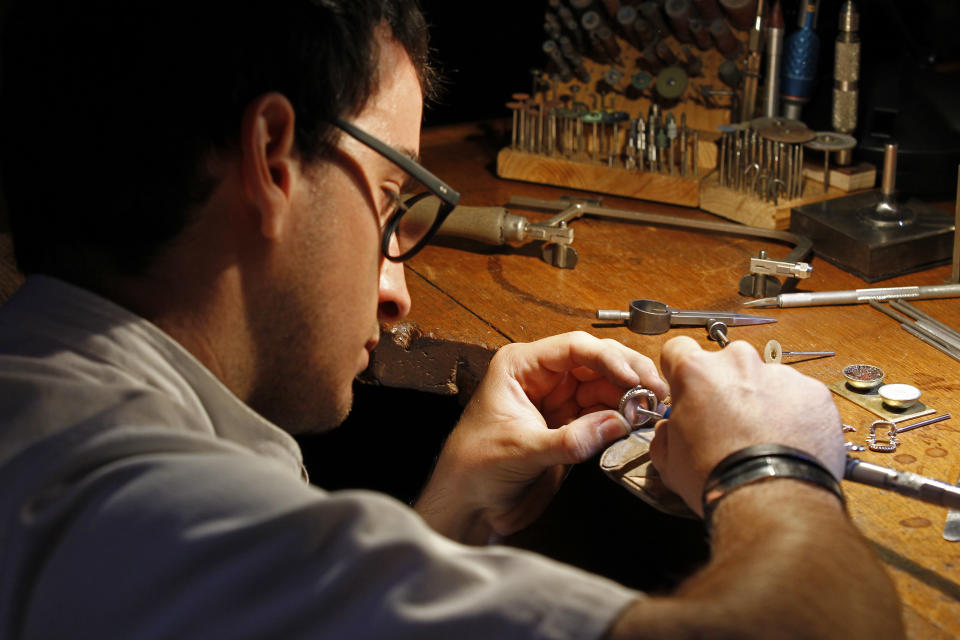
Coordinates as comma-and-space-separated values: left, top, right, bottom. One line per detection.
702, 444, 845, 532
414, 454, 494, 544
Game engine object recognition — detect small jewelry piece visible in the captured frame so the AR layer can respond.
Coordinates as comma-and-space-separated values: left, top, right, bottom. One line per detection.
867, 420, 899, 452
618, 386, 662, 429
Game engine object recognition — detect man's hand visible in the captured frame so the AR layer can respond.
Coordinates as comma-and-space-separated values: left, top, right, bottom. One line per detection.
649, 336, 846, 515
415, 331, 667, 543
608, 338, 903, 639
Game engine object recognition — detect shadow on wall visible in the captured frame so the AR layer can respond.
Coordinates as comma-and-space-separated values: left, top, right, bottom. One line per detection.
419, 1, 544, 126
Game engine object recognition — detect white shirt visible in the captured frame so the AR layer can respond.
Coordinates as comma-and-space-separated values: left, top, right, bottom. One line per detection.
0, 276, 639, 639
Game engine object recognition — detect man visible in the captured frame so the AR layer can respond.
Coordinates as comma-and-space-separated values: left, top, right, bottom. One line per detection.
0, 0, 902, 638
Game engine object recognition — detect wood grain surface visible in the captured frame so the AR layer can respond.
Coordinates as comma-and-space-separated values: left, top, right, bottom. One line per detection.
378, 120, 960, 637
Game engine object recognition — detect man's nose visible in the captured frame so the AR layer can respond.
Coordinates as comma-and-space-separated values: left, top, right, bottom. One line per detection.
378, 240, 411, 323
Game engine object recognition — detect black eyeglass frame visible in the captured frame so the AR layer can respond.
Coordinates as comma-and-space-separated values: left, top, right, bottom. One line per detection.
332, 117, 461, 262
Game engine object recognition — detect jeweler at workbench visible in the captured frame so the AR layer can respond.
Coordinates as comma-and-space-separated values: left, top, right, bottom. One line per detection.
0, 1, 902, 637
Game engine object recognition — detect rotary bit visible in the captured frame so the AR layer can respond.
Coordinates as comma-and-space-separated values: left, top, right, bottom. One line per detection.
656, 128, 669, 173
666, 113, 678, 175
680, 113, 689, 176
763, 339, 834, 363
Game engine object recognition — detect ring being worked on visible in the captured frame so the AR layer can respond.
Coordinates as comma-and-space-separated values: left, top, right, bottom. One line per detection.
618, 386, 661, 429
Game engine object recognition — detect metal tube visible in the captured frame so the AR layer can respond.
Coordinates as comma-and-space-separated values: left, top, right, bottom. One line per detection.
746, 284, 960, 308
763, 1, 784, 117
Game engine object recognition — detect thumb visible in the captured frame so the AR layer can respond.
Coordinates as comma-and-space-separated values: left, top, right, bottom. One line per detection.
539, 410, 632, 466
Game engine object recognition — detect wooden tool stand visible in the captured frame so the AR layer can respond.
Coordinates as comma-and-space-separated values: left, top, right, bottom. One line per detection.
497, 146, 701, 207
699, 167, 859, 229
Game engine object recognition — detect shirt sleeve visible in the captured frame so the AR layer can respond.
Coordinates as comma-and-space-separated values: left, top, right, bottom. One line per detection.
4, 426, 641, 640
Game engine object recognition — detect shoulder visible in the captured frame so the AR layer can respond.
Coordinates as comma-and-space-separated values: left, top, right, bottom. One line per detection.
2, 425, 636, 639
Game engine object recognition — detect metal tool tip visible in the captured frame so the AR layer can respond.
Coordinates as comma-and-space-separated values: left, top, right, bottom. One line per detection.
743, 297, 777, 308
736, 315, 778, 326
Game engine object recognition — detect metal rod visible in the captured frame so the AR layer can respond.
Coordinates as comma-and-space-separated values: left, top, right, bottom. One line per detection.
868, 300, 960, 357
881, 142, 898, 198
896, 413, 951, 434
784, 350, 835, 357
890, 299, 960, 343
900, 323, 960, 362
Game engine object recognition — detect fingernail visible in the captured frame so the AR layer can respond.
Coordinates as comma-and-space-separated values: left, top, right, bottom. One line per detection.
601, 412, 632, 437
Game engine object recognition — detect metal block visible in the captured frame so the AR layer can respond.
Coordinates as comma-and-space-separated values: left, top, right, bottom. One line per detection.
790, 190, 955, 282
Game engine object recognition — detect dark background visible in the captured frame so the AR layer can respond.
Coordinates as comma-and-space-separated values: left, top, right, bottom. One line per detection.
415, 0, 960, 127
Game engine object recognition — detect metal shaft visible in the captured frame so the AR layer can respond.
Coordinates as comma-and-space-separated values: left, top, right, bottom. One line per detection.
881, 142, 897, 198
707, 320, 730, 347
896, 413, 951, 434
762, 1, 784, 117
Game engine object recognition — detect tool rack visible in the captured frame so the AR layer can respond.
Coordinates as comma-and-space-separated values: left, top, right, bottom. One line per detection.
497, 0, 874, 229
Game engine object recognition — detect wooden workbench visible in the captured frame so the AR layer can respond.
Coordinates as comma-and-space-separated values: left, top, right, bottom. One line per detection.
371, 121, 960, 637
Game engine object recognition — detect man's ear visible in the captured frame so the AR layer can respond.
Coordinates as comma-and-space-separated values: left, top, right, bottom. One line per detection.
239, 92, 298, 239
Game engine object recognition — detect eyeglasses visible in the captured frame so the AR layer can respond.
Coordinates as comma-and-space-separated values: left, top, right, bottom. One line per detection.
332, 118, 460, 262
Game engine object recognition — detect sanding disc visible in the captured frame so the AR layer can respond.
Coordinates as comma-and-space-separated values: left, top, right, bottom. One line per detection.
805, 131, 857, 151
759, 122, 816, 144
763, 339, 783, 364
655, 66, 688, 100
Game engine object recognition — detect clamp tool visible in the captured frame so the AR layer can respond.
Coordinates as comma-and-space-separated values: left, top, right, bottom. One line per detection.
596, 299, 776, 335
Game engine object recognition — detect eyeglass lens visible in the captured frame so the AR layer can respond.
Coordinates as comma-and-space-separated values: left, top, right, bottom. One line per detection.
385, 184, 447, 260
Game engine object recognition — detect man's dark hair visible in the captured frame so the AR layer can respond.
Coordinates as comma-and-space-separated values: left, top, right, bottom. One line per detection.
0, 0, 436, 280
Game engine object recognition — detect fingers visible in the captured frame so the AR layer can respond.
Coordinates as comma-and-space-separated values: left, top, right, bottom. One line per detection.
659, 335, 703, 383
660, 336, 761, 383
649, 417, 669, 471
499, 331, 668, 401
653, 335, 848, 507
534, 410, 632, 466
